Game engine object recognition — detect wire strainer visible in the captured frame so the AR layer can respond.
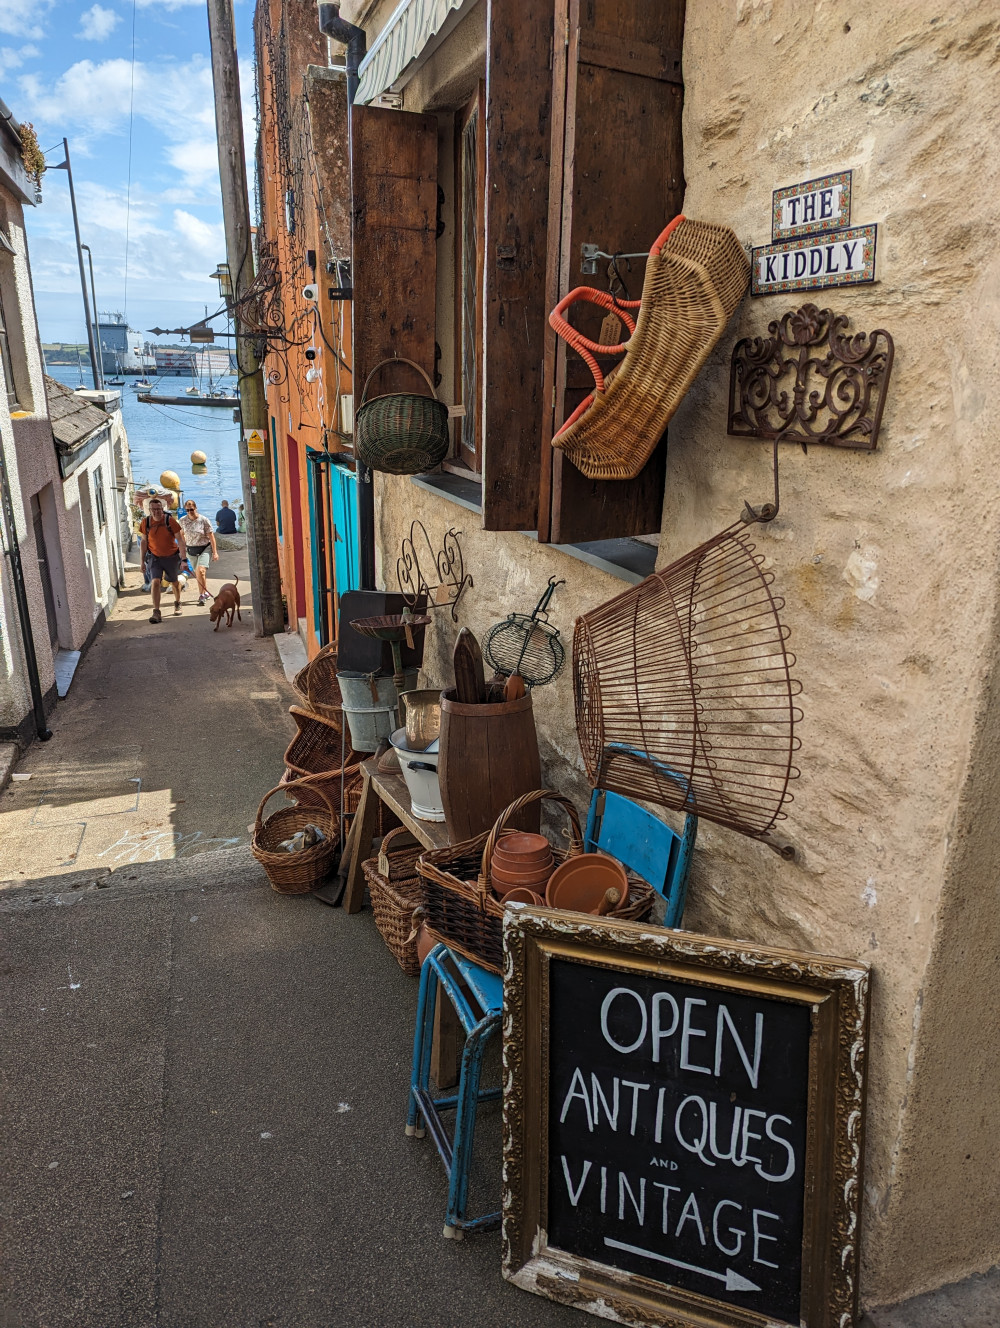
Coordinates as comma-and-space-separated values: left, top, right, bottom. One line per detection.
482, 578, 565, 688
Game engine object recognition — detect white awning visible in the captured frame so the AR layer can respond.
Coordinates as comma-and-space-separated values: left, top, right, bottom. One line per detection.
355, 0, 479, 105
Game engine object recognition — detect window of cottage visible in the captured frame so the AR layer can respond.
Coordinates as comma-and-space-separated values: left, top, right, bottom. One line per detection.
455, 84, 485, 474
0, 288, 18, 410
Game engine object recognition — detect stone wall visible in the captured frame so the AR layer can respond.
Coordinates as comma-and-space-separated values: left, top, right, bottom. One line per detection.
363, 0, 1000, 1306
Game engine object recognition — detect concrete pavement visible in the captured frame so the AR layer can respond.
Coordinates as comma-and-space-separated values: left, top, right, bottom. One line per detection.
0, 542, 294, 879
0, 848, 581, 1328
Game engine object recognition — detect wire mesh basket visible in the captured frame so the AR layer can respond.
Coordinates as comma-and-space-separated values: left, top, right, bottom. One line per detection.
482, 578, 565, 688
573, 521, 802, 847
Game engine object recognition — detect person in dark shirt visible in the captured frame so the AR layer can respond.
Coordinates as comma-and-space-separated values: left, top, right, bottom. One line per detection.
215, 500, 237, 534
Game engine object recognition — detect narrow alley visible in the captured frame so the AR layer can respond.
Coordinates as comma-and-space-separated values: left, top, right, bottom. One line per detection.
0, 555, 579, 1327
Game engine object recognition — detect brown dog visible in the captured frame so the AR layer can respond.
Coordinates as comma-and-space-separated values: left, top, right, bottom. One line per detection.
209, 576, 241, 631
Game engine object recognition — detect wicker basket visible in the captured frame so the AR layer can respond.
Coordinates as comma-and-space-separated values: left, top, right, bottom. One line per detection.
252, 775, 341, 894
355, 358, 450, 476
291, 642, 343, 725
283, 706, 363, 811
550, 216, 750, 481
418, 789, 653, 974
363, 829, 426, 975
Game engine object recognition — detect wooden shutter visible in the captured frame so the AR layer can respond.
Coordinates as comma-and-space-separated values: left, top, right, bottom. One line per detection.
351, 105, 439, 399
480, 0, 557, 531
539, 0, 685, 543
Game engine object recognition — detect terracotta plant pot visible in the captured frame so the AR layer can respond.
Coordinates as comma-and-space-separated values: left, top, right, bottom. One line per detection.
503, 887, 545, 905
491, 862, 554, 896
415, 923, 435, 965
494, 832, 551, 865
545, 852, 629, 914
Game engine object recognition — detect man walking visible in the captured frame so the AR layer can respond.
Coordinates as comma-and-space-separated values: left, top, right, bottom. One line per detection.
215, 499, 237, 534
140, 496, 188, 625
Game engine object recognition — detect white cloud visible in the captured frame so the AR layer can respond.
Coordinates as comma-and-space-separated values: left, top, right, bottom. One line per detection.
0, 0, 51, 39
77, 5, 120, 40
135, 0, 206, 8
0, 41, 39, 68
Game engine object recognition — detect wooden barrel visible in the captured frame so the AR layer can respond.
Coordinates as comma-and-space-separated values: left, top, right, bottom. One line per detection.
438, 687, 542, 841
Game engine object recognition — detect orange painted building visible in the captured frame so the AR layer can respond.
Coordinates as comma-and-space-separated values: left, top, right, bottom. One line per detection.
253, 0, 355, 655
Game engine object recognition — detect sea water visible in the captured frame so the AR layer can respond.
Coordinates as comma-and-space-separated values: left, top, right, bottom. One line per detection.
43, 364, 245, 512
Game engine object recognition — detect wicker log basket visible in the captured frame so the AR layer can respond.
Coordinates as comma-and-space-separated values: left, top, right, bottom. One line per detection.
282, 706, 364, 811
252, 774, 341, 894
362, 829, 425, 976
418, 789, 653, 974
291, 642, 343, 725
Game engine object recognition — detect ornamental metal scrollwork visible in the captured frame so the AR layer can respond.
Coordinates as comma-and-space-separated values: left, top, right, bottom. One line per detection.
397, 521, 472, 622
728, 303, 894, 451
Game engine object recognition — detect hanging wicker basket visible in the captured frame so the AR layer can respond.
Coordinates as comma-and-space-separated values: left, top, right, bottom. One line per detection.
550, 215, 750, 481
355, 358, 450, 476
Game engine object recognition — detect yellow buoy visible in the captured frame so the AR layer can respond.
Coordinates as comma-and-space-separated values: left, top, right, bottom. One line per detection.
160, 470, 181, 492
190, 450, 207, 465
163, 490, 179, 509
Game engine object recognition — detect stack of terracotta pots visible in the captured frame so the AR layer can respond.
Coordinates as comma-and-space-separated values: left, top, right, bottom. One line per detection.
490, 832, 630, 915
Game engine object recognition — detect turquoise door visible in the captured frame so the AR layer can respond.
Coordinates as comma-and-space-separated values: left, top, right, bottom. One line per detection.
331, 462, 359, 598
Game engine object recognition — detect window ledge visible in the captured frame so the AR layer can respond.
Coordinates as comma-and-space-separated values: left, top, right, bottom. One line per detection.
411, 470, 482, 514
410, 472, 657, 585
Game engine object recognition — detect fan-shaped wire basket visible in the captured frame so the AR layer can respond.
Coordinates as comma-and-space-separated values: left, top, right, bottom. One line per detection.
574, 520, 802, 847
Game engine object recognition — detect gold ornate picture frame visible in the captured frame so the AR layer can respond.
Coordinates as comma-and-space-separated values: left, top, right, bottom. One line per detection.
501, 910, 870, 1328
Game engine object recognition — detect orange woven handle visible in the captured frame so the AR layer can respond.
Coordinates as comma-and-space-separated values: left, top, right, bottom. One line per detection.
255, 773, 338, 831
479, 789, 583, 880
549, 288, 639, 391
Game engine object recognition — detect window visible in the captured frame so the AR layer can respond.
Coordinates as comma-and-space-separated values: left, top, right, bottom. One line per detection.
456, 84, 485, 473
93, 466, 107, 529
0, 288, 17, 410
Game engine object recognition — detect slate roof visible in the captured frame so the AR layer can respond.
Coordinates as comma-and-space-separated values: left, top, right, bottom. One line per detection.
44, 374, 111, 450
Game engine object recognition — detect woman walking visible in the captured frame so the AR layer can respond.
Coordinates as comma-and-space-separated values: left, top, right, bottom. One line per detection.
180, 499, 218, 605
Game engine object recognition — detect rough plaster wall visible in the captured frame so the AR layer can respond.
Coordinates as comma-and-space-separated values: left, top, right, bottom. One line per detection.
665, 0, 1000, 1304
366, 0, 1000, 1305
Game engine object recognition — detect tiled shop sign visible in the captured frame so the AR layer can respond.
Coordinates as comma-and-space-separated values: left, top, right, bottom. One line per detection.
772, 171, 852, 240
751, 225, 877, 297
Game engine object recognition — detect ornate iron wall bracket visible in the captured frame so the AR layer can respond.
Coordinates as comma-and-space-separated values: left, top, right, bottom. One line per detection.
397, 521, 472, 622
728, 303, 894, 451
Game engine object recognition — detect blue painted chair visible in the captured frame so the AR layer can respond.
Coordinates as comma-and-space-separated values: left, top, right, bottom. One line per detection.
406, 750, 698, 1239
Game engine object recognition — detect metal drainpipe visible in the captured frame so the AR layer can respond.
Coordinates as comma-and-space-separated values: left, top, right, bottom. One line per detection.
316, 2, 376, 590
0, 442, 52, 741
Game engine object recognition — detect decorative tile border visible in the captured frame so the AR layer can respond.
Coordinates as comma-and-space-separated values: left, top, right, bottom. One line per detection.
772, 170, 852, 240
751, 224, 877, 297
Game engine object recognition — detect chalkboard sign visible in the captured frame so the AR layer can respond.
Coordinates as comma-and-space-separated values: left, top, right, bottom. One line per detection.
502, 912, 870, 1328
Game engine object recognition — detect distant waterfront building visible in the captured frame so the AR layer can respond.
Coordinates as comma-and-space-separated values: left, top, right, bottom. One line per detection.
96, 312, 155, 376
153, 346, 197, 377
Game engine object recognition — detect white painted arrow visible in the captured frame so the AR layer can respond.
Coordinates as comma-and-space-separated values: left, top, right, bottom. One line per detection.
604, 1238, 761, 1293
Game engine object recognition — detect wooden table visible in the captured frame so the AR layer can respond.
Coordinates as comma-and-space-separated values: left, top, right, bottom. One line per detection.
342, 757, 460, 1085
343, 758, 451, 914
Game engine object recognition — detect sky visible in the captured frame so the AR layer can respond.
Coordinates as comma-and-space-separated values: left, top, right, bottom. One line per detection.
1, 0, 256, 345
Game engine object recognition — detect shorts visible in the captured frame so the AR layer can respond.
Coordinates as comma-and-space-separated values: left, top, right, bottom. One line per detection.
149, 553, 182, 584
187, 545, 210, 569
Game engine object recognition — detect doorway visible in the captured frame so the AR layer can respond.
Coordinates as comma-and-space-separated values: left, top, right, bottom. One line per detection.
30, 493, 59, 648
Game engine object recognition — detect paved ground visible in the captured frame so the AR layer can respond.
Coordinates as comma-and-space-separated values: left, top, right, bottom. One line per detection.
0, 848, 582, 1328
0, 543, 294, 879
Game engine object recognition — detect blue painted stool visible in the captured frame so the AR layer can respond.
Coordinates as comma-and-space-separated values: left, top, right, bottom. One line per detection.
406, 758, 698, 1238
405, 943, 504, 1238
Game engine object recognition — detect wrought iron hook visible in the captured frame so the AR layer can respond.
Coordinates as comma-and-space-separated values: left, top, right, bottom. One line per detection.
741, 432, 788, 525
